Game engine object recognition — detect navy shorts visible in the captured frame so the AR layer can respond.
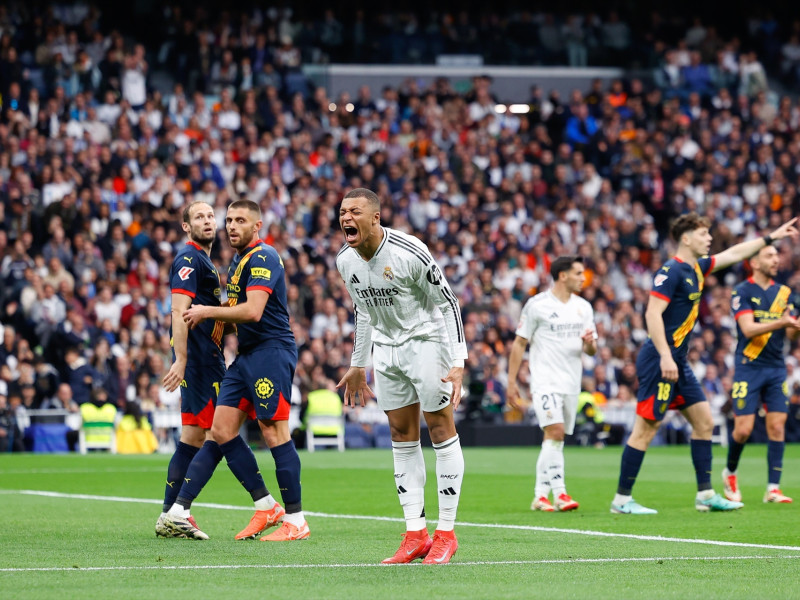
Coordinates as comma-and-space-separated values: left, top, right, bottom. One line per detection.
636, 345, 705, 421
216, 344, 297, 421
731, 365, 789, 416
180, 362, 225, 429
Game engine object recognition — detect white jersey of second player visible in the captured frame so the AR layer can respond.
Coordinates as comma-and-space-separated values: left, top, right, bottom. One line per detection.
336, 227, 468, 367
515, 290, 597, 394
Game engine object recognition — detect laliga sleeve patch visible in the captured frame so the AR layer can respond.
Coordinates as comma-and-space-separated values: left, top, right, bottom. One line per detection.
178, 266, 195, 281
426, 264, 442, 285
653, 273, 667, 287
732, 295, 740, 311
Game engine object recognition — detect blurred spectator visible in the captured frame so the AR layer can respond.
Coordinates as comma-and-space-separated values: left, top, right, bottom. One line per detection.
3, 4, 800, 452
40, 382, 80, 413
0, 391, 25, 452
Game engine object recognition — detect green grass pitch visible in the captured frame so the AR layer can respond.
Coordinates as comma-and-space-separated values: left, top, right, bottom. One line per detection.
1, 444, 799, 599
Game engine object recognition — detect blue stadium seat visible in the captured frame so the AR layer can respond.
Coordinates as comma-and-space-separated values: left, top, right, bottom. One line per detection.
27, 424, 70, 453
372, 423, 393, 448
344, 423, 372, 448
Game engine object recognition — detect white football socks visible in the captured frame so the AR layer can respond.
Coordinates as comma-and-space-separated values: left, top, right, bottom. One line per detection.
433, 435, 464, 532
167, 504, 190, 518
535, 445, 551, 499
613, 494, 632, 506
283, 511, 306, 527
391, 440, 427, 531
254, 494, 277, 511
543, 439, 566, 497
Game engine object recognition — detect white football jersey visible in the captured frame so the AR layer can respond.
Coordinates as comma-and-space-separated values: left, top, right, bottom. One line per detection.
516, 290, 597, 394
337, 227, 468, 367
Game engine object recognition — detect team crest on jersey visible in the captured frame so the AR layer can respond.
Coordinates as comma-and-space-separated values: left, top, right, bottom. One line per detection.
654, 274, 667, 287
383, 266, 395, 281
178, 266, 194, 281
255, 377, 274, 399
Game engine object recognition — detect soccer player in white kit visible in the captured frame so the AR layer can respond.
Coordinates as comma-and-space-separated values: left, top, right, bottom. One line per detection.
336, 188, 467, 565
507, 256, 598, 512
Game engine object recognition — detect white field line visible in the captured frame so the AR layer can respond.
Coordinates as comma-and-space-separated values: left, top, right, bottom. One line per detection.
0, 467, 165, 475
2, 555, 800, 573
10, 489, 800, 553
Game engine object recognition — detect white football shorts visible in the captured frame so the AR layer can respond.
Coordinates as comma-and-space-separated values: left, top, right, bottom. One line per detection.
372, 338, 453, 413
531, 391, 578, 434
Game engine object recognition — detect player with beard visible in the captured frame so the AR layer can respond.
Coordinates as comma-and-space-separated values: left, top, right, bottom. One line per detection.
507, 256, 598, 513
723, 243, 800, 504
610, 213, 797, 515
156, 201, 227, 538
161, 199, 306, 541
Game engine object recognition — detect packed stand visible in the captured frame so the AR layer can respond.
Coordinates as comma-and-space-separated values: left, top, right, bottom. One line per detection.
3, 5, 800, 451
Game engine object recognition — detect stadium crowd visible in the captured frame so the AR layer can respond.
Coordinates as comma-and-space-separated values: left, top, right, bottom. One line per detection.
3, 4, 800, 451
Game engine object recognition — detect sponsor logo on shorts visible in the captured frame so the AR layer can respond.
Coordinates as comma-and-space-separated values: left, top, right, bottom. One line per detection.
255, 377, 274, 399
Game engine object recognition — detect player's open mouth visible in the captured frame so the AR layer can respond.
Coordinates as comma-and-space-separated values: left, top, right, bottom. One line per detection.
343, 226, 358, 243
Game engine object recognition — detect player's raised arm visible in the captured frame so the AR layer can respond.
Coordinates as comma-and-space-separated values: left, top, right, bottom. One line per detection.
712, 218, 798, 272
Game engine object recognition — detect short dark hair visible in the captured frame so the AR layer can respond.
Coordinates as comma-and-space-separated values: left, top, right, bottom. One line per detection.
228, 199, 262, 219
551, 255, 583, 281
182, 201, 213, 224
670, 212, 710, 242
344, 187, 380, 212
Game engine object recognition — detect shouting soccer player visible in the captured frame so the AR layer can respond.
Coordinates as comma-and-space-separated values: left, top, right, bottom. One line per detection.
723, 243, 800, 504
156, 201, 226, 538
507, 255, 598, 513
162, 199, 307, 541
337, 188, 467, 565
611, 213, 797, 514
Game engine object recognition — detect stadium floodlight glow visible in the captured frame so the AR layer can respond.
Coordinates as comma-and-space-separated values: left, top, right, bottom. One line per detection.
328, 103, 337, 112
346, 103, 355, 112
509, 104, 530, 114
494, 104, 507, 114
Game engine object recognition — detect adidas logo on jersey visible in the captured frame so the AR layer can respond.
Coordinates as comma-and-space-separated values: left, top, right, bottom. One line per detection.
549, 312, 559, 319
350, 274, 360, 284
